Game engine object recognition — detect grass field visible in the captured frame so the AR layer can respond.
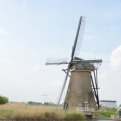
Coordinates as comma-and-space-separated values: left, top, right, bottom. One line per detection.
0, 103, 85, 120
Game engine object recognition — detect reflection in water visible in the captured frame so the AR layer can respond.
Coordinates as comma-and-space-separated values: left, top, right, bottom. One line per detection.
90, 120, 114, 121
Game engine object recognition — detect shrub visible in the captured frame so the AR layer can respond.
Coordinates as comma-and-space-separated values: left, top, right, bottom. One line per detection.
0, 96, 9, 104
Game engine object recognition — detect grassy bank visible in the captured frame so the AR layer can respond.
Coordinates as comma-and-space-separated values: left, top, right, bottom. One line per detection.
97, 111, 117, 118
0, 103, 85, 120
96, 107, 118, 118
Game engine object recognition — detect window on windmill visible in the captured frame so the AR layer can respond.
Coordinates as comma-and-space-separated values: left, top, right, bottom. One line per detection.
78, 90, 82, 95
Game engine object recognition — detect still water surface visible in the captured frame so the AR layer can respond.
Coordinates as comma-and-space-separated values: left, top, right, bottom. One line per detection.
90, 119, 116, 121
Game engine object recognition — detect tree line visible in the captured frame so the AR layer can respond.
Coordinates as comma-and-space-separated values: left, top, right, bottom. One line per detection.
28, 101, 42, 105
28, 101, 56, 106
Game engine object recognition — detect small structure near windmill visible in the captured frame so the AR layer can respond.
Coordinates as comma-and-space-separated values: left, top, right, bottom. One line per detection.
100, 100, 117, 108
45, 16, 102, 111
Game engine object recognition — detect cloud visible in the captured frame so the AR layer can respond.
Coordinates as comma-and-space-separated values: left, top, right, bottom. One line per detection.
50, 80, 63, 88
41, 46, 57, 55
30, 65, 40, 73
110, 45, 121, 70
99, 45, 121, 104
0, 65, 19, 73
0, 28, 9, 35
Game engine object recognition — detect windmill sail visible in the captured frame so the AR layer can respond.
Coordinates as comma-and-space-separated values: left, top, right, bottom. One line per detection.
45, 58, 68, 65
56, 17, 85, 108
71, 16, 86, 60
74, 17, 86, 57
57, 66, 70, 108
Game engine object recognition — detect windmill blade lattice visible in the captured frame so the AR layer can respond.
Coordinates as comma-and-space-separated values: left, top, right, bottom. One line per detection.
56, 17, 85, 108
56, 66, 70, 108
74, 16, 86, 57
71, 16, 86, 61
45, 58, 68, 65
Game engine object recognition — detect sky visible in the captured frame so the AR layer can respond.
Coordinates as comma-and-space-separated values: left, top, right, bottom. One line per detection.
0, 0, 121, 106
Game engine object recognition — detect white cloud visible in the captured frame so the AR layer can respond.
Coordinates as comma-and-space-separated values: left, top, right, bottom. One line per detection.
41, 46, 57, 55
99, 45, 121, 105
0, 65, 19, 72
50, 80, 62, 88
110, 45, 121, 70
30, 65, 40, 73
0, 28, 9, 35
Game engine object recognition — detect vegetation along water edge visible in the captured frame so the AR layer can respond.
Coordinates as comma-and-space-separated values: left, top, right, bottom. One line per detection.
0, 103, 86, 120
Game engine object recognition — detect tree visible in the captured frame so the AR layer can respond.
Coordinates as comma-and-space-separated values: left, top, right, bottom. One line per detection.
0, 96, 9, 104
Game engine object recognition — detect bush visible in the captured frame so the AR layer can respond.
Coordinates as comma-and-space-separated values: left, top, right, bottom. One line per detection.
0, 96, 9, 104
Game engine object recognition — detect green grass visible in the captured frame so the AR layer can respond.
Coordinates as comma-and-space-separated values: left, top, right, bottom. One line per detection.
97, 111, 117, 118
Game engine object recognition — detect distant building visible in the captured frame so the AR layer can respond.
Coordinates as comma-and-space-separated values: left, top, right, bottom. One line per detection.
100, 100, 117, 108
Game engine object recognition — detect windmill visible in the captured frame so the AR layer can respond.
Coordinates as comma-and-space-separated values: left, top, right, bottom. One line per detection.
45, 16, 102, 110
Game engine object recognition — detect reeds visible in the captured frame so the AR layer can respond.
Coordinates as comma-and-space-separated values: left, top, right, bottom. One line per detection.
0, 103, 85, 120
